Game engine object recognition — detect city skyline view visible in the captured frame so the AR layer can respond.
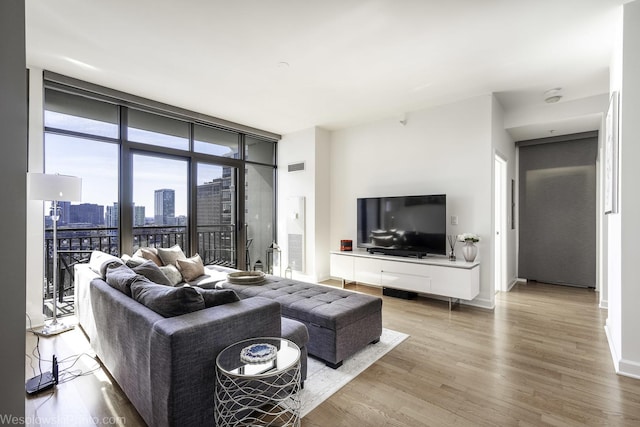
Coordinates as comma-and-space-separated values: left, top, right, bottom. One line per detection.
39, 88, 274, 272
45, 133, 228, 217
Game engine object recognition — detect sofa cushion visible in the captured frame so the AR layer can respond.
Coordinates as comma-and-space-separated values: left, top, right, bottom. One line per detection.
132, 260, 172, 286
189, 270, 229, 288
159, 264, 183, 286
193, 287, 240, 307
122, 254, 147, 268
176, 254, 205, 282
220, 277, 382, 330
156, 244, 186, 266
89, 250, 124, 278
136, 247, 163, 267
105, 263, 142, 296
130, 282, 205, 317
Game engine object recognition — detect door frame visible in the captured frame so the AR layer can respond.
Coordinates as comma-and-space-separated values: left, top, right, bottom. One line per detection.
494, 152, 508, 293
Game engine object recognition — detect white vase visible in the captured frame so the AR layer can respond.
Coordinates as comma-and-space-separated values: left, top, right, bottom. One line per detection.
462, 241, 477, 262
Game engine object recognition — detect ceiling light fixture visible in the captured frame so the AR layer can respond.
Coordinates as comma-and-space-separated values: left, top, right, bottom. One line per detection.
544, 88, 562, 103
277, 61, 290, 69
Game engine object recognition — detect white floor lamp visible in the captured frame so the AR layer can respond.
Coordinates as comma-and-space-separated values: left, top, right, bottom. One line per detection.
28, 172, 82, 336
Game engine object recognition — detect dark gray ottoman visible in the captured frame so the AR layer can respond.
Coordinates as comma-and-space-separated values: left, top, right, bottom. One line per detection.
219, 277, 382, 368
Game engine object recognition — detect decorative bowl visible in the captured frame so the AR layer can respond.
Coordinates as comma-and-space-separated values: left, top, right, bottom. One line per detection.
227, 271, 266, 285
240, 343, 277, 364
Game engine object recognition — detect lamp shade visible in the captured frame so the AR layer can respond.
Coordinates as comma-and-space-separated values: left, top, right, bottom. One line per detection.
28, 172, 82, 202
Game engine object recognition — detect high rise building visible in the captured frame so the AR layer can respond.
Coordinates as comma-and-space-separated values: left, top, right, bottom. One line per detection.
222, 167, 234, 225
134, 205, 146, 227
58, 201, 71, 225
154, 189, 175, 226
70, 203, 105, 226
106, 203, 119, 228
197, 179, 223, 226
175, 215, 187, 226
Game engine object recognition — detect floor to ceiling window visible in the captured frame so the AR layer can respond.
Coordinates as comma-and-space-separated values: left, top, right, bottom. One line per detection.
196, 163, 237, 266
245, 162, 276, 272
41, 73, 279, 317
194, 125, 241, 266
43, 90, 120, 317
132, 153, 189, 252
244, 136, 277, 272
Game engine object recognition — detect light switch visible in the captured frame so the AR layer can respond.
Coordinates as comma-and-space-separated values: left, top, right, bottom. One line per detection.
451, 215, 458, 225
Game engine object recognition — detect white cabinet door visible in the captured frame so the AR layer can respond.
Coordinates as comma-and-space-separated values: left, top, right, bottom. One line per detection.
381, 270, 431, 293
429, 265, 479, 300
330, 253, 354, 281
354, 257, 381, 286
380, 260, 431, 293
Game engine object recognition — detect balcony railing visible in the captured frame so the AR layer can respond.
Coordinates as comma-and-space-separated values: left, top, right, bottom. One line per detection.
43, 224, 237, 317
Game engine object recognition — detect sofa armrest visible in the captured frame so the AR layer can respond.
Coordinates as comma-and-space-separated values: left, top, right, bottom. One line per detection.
148, 297, 282, 427
74, 263, 101, 342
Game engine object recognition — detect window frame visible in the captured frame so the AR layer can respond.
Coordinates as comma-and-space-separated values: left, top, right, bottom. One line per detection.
43, 74, 279, 270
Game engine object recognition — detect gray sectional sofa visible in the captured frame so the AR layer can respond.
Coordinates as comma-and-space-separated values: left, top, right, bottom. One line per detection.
75, 255, 308, 427
74, 248, 383, 426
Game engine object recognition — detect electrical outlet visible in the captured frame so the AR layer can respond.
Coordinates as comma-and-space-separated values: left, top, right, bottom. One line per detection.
451, 215, 458, 225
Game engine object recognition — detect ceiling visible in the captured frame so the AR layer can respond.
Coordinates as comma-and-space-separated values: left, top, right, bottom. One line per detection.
25, 0, 627, 139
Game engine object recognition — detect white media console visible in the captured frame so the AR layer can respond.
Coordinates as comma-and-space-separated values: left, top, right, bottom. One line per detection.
330, 249, 480, 309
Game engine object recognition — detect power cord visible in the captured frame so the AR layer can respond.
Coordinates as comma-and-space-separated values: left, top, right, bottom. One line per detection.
25, 313, 101, 391
56, 352, 101, 384
25, 313, 46, 393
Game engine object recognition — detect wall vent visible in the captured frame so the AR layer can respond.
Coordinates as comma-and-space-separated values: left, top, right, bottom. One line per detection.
288, 162, 305, 172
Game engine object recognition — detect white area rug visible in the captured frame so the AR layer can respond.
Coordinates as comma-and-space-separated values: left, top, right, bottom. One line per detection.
299, 328, 409, 417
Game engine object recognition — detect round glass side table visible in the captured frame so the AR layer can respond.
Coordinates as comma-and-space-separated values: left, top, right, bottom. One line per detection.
215, 337, 301, 427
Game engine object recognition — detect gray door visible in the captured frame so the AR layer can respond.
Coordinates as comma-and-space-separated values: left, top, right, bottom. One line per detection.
518, 134, 597, 288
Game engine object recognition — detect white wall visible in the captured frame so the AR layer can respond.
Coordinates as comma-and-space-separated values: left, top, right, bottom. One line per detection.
314, 127, 331, 281
277, 127, 331, 282
328, 95, 496, 308
619, 0, 640, 378
26, 68, 46, 326
604, 4, 623, 367
605, 0, 640, 379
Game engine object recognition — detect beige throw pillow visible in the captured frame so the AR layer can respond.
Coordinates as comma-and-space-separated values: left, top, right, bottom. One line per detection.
156, 245, 187, 267
176, 254, 205, 282
135, 247, 163, 267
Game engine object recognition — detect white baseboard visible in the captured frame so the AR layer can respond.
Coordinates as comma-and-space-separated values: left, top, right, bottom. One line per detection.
605, 322, 640, 379
618, 359, 640, 379
464, 297, 495, 310
315, 274, 332, 283
604, 323, 620, 373
506, 278, 522, 291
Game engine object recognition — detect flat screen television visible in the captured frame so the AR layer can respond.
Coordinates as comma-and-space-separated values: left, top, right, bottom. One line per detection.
357, 194, 446, 258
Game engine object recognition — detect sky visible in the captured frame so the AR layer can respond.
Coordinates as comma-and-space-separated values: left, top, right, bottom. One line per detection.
45, 134, 226, 217
43, 111, 233, 217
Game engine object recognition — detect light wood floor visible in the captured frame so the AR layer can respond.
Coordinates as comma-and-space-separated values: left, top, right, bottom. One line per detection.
25, 281, 640, 426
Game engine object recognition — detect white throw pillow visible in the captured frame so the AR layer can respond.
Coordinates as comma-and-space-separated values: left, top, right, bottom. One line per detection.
89, 250, 124, 278
156, 245, 187, 266
159, 264, 184, 286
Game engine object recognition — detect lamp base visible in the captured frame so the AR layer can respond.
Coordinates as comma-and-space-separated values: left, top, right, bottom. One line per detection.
34, 319, 75, 337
